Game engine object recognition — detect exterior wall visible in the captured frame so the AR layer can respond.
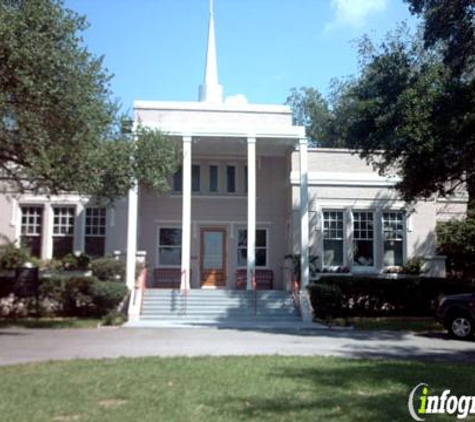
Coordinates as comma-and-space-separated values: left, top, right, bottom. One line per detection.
135, 101, 293, 128
290, 149, 463, 277
0, 184, 128, 259
138, 155, 291, 289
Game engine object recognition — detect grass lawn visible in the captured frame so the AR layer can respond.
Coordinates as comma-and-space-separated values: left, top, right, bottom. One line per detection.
324, 317, 443, 333
0, 317, 100, 329
0, 356, 473, 421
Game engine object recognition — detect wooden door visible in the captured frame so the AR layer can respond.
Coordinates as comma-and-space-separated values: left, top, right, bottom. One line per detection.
200, 228, 226, 287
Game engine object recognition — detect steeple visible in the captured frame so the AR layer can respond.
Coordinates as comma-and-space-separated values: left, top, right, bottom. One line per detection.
198, 0, 223, 103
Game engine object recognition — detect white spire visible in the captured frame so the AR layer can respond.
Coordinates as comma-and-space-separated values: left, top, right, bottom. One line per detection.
198, 0, 223, 103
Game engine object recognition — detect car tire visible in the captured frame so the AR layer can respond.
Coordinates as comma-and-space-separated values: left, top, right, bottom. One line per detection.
447, 314, 474, 340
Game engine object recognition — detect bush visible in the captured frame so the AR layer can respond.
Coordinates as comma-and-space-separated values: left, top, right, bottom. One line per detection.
310, 283, 342, 320
90, 257, 125, 282
62, 276, 98, 316
92, 281, 128, 316
402, 257, 424, 275
62, 253, 91, 271
101, 309, 127, 326
0, 243, 31, 270
308, 276, 475, 319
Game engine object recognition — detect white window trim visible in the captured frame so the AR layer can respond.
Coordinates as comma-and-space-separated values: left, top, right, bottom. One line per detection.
381, 210, 407, 268
321, 209, 346, 269
156, 226, 182, 268
236, 227, 270, 269
208, 163, 220, 194
351, 210, 376, 271
226, 163, 237, 194
52, 206, 76, 238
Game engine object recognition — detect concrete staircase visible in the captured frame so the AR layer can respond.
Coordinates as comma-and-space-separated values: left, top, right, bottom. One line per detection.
138, 289, 301, 325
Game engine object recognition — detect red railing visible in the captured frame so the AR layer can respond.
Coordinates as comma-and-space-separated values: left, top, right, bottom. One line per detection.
292, 275, 301, 317
180, 269, 188, 316
132, 267, 147, 313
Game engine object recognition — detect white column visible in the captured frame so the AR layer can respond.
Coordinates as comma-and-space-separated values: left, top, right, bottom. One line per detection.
247, 136, 256, 289
43, 204, 53, 260
126, 181, 139, 289
299, 138, 310, 289
181, 136, 192, 290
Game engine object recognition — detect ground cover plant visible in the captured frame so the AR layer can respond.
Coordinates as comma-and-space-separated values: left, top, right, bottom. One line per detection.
0, 356, 473, 422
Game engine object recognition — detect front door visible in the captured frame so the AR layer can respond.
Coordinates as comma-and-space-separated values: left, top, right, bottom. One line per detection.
200, 228, 226, 287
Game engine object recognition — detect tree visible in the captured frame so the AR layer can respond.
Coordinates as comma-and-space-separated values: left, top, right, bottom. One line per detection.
0, 0, 179, 200
338, 24, 474, 206
285, 87, 340, 147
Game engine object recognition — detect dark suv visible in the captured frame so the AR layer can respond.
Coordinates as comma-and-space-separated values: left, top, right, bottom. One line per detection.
436, 292, 475, 340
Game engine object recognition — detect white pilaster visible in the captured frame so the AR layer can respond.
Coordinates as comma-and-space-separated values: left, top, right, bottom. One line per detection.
181, 136, 192, 290
299, 138, 310, 289
43, 204, 53, 260
247, 136, 256, 289
74, 203, 85, 254
126, 181, 139, 289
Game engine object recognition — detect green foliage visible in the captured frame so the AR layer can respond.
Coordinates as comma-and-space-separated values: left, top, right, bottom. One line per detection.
61, 253, 91, 271
0, 243, 31, 270
284, 254, 319, 282
402, 257, 424, 275
0, 1, 180, 201
92, 282, 127, 316
308, 276, 475, 318
101, 309, 127, 326
90, 257, 125, 282
310, 283, 342, 321
285, 87, 338, 147
437, 212, 475, 280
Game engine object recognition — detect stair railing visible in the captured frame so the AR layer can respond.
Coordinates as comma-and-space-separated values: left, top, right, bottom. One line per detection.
292, 274, 302, 317
128, 266, 147, 320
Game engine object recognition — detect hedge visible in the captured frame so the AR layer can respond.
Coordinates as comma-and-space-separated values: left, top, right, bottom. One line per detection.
308, 276, 475, 319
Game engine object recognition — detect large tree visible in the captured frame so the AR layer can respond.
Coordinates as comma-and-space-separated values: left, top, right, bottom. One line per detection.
0, 0, 179, 201
338, 21, 475, 207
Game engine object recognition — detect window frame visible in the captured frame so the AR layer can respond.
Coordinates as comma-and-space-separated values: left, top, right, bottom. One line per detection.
236, 227, 269, 269
19, 205, 43, 258
382, 211, 406, 267
192, 164, 201, 193
226, 165, 236, 193
352, 210, 376, 269
84, 207, 107, 257
322, 210, 345, 268
52, 206, 76, 259
209, 164, 219, 193
156, 227, 182, 268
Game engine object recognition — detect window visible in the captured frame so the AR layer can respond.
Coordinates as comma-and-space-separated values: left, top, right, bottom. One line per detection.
323, 211, 344, 266
227, 165, 236, 193
52, 207, 75, 259
158, 228, 182, 266
20, 206, 43, 258
173, 167, 182, 192
192, 164, 200, 192
352, 211, 374, 266
383, 212, 405, 266
209, 165, 218, 192
237, 229, 267, 267
85, 207, 106, 257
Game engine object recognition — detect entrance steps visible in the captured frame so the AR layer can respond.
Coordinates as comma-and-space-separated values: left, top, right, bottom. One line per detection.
136, 289, 301, 324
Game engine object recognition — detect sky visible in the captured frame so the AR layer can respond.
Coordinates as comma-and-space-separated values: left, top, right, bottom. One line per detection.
65, 0, 419, 115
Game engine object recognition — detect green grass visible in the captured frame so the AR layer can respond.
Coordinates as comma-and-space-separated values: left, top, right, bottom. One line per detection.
0, 317, 100, 329
0, 356, 473, 421
324, 317, 443, 332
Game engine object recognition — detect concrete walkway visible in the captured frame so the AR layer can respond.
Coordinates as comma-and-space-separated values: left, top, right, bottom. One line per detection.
1, 326, 475, 366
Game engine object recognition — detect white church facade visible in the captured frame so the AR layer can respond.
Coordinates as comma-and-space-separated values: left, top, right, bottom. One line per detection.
0, 1, 467, 322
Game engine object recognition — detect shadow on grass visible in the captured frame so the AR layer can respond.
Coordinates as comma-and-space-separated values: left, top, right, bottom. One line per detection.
206, 359, 475, 421
0, 318, 99, 329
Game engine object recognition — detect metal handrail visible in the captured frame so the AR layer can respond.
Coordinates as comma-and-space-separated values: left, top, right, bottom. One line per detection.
139, 267, 147, 313
180, 269, 188, 316
292, 274, 302, 317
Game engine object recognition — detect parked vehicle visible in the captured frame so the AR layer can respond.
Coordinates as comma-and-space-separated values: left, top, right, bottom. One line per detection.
436, 293, 475, 340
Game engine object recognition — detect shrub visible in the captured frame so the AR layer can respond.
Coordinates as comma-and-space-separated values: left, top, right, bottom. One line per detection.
0, 243, 31, 270
90, 257, 125, 282
62, 276, 98, 316
402, 257, 424, 275
308, 276, 475, 318
62, 253, 91, 271
310, 283, 342, 321
101, 309, 127, 326
92, 281, 128, 316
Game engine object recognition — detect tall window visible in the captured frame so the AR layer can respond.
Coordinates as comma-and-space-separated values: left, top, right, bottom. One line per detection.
85, 207, 106, 257
173, 167, 182, 192
192, 164, 200, 192
209, 165, 218, 192
323, 211, 344, 266
237, 229, 267, 267
353, 211, 374, 267
227, 165, 236, 193
383, 212, 405, 266
158, 228, 182, 266
244, 165, 248, 193
20, 206, 43, 258
52, 207, 75, 259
